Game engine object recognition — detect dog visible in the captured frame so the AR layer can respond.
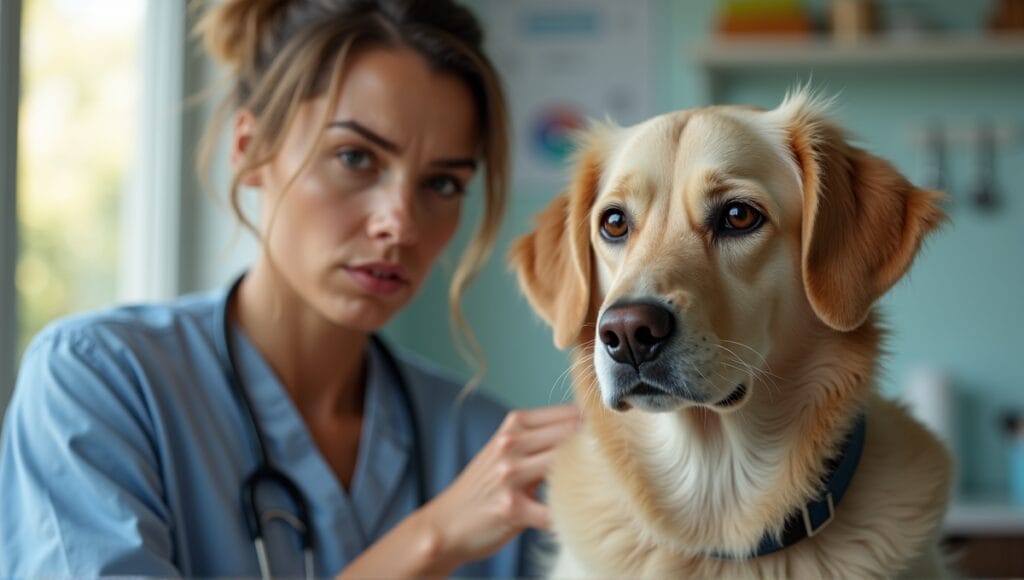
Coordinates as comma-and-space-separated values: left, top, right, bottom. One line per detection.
510, 89, 954, 578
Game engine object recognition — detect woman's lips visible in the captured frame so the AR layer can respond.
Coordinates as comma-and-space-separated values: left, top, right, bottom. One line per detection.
344, 263, 410, 295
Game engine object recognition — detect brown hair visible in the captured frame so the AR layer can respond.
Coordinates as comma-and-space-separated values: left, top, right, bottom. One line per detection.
194, 0, 509, 386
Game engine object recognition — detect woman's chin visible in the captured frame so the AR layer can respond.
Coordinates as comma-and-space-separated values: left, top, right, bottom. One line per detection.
321, 295, 408, 333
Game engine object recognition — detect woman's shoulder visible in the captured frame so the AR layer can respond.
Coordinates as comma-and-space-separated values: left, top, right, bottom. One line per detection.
7, 290, 227, 450
25, 288, 224, 358
9, 288, 231, 441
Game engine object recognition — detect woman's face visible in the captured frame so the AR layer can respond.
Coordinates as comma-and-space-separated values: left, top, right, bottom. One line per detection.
242, 47, 480, 331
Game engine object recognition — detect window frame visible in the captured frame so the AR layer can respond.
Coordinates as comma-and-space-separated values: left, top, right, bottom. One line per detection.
1, 0, 22, 413
0, 1, 190, 419
119, 0, 186, 303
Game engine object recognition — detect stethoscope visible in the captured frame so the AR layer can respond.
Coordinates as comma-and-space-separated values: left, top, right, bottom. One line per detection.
216, 275, 428, 579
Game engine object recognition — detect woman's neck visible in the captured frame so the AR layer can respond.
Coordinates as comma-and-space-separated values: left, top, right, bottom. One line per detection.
232, 262, 368, 419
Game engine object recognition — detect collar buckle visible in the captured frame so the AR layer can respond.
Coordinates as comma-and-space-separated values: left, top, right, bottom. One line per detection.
801, 491, 835, 538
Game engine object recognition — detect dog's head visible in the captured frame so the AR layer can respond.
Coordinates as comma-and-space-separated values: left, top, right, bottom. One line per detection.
511, 90, 945, 414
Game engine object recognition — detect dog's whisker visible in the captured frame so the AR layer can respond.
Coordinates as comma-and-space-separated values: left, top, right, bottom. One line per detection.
712, 344, 774, 383
564, 355, 601, 409
714, 344, 783, 400
548, 362, 581, 404
547, 366, 575, 405
718, 339, 787, 382
562, 349, 593, 379
717, 339, 768, 363
713, 344, 756, 376
713, 347, 761, 388
686, 358, 710, 383
547, 343, 597, 404
579, 378, 601, 409
717, 360, 751, 379
713, 343, 760, 376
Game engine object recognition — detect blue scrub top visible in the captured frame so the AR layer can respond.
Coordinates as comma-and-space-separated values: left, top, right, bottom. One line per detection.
0, 285, 540, 577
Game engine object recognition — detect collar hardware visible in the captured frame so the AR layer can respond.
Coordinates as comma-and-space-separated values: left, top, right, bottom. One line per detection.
802, 491, 835, 538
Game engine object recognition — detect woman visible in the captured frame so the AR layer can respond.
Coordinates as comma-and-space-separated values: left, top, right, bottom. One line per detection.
0, 0, 579, 576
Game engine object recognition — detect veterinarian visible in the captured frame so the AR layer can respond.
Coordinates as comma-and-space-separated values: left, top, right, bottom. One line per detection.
0, 0, 580, 576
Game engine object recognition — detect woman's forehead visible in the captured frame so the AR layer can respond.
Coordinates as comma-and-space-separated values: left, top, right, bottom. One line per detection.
314, 47, 480, 152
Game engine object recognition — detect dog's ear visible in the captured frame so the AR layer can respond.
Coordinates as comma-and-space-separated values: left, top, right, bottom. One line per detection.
781, 94, 946, 331
509, 144, 604, 349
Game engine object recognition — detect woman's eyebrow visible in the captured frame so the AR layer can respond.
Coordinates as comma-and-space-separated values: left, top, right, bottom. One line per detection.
329, 119, 478, 171
328, 119, 398, 153
432, 158, 477, 171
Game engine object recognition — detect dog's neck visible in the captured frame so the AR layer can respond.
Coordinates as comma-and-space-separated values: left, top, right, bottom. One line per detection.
574, 314, 883, 557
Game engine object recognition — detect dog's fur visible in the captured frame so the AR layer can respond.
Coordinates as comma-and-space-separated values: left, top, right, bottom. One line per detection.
510, 90, 954, 578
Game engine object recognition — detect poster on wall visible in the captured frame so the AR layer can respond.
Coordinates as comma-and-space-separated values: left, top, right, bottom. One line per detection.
479, 0, 655, 195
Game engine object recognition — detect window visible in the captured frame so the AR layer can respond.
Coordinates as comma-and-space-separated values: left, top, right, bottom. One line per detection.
1, 0, 189, 417
16, 0, 147, 351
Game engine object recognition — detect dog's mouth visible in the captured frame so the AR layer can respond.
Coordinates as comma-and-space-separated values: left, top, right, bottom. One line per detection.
713, 384, 748, 408
631, 383, 664, 397
609, 380, 751, 413
612, 382, 673, 412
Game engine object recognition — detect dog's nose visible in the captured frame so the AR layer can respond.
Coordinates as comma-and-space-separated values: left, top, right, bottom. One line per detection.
598, 302, 675, 367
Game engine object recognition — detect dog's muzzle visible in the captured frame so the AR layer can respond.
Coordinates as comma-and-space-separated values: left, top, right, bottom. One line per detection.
596, 300, 750, 412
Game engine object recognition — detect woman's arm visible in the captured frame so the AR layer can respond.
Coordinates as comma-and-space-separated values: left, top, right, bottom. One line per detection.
339, 404, 580, 578
0, 329, 179, 576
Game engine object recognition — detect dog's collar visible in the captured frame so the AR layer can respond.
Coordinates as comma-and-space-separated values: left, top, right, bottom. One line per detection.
712, 413, 867, 559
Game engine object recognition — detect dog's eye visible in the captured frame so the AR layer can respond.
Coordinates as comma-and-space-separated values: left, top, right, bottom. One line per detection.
600, 208, 629, 241
718, 202, 764, 234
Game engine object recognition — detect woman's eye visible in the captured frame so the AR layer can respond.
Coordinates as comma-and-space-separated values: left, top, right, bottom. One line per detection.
336, 148, 374, 171
425, 175, 464, 198
717, 202, 765, 234
600, 208, 629, 241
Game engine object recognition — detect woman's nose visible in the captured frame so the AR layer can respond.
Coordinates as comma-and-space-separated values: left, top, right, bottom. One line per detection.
367, 183, 419, 245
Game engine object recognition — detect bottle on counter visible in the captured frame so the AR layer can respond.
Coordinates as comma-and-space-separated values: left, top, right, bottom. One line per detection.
1005, 411, 1024, 506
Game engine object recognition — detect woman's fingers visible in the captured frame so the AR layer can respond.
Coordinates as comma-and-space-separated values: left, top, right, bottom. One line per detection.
504, 446, 560, 487
501, 403, 580, 431
496, 417, 580, 457
514, 494, 552, 530
487, 404, 580, 485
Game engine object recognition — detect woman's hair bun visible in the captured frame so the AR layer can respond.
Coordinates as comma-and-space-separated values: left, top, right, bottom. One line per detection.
195, 0, 295, 72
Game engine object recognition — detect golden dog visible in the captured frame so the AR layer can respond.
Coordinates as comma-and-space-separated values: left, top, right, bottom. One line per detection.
510, 89, 954, 577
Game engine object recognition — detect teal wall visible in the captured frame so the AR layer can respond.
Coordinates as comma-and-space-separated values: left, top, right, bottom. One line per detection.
385, 1, 1024, 499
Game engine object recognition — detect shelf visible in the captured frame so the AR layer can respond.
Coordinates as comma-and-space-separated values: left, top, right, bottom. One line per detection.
695, 34, 1024, 70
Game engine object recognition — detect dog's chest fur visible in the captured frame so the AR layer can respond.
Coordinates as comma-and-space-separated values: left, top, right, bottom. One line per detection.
545, 391, 952, 578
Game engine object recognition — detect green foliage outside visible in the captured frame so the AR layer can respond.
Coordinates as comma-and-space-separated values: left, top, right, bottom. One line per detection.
16, 0, 143, 355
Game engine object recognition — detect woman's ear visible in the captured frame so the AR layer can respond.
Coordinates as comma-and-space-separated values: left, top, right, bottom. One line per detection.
781, 94, 947, 331
509, 147, 603, 349
232, 110, 262, 187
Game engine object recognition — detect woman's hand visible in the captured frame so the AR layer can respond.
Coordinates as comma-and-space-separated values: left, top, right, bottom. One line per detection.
339, 403, 580, 578
421, 403, 582, 567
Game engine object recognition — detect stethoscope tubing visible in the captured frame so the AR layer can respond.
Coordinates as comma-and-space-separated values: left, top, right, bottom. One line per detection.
217, 274, 427, 578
